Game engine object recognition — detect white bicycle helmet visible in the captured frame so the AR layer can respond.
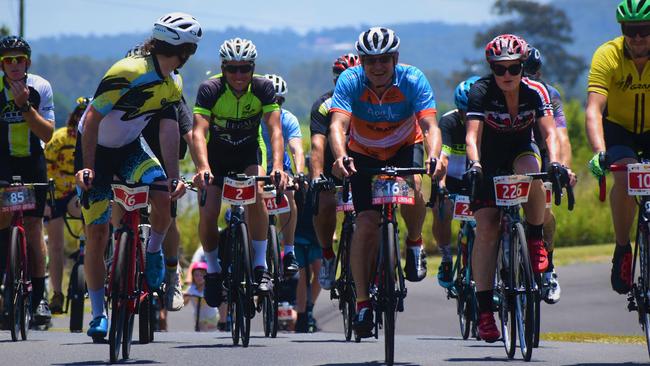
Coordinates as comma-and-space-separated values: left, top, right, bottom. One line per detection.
219, 38, 257, 62
355, 27, 400, 56
153, 12, 202, 46
263, 74, 288, 96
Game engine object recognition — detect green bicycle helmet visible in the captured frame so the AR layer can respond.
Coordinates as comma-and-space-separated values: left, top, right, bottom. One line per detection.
617, 0, 650, 22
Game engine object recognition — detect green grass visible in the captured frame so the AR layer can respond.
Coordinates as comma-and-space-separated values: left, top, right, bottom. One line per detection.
541, 332, 645, 345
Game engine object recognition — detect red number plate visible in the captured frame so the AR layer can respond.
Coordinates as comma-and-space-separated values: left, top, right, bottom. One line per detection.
222, 177, 257, 205
452, 195, 474, 221
112, 185, 149, 211
262, 191, 290, 215
628, 164, 650, 196
493, 175, 532, 207
544, 182, 552, 208
371, 176, 415, 206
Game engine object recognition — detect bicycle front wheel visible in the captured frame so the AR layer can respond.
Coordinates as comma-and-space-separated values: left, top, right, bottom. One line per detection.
109, 232, 128, 363
340, 224, 355, 341
513, 222, 534, 361
382, 222, 397, 366
236, 222, 252, 347
638, 220, 650, 358
265, 225, 280, 338
69, 262, 85, 333
497, 234, 516, 359
455, 229, 470, 339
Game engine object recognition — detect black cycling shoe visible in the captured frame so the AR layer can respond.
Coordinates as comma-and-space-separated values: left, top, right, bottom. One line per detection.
353, 306, 374, 339
405, 247, 427, 282
611, 244, 632, 295
204, 272, 224, 307
283, 252, 299, 277
295, 312, 308, 333
254, 267, 274, 294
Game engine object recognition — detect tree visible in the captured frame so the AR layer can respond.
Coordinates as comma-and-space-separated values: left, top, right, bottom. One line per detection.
474, 0, 587, 87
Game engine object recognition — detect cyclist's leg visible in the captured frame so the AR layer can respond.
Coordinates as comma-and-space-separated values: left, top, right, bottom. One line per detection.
44, 193, 73, 303
163, 219, 184, 310
278, 190, 297, 252
245, 163, 273, 291
472, 206, 500, 341
433, 196, 454, 288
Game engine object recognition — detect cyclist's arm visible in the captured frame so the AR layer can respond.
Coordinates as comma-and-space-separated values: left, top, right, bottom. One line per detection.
23, 105, 54, 143
191, 113, 211, 172
465, 118, 482, 164
585, 91, 608, 153
538, 115, 560, 163
558, 127, 572, 167
439, 154, 449, 186
159, 117, 181, 179
263, 110, 284, 172
310, 134, 326, 178
329, 111, 350, 160
81, 105, 103, 170
288, 137, 305, 174
419, 114, 441, 162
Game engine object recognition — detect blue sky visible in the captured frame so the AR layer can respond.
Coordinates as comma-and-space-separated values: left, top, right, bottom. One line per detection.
0, 0, 509, 39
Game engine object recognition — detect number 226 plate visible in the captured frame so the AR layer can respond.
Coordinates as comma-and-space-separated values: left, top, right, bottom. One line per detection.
493, 175, 532, 207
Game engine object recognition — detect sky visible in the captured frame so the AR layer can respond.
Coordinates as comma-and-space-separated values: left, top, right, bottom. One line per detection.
0, 0, 510, 39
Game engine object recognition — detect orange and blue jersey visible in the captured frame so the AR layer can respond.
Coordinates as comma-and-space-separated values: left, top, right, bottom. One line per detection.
330, 64, 437, 160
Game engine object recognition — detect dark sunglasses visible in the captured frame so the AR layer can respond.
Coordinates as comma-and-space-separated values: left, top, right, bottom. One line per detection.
491, 63, 523, 77
0, 54, 29, 65
222, 64, 254, 74
362, 54, 393, 66
621, 23, 650, 38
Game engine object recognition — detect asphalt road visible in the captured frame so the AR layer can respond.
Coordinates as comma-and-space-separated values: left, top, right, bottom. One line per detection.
1, 262, 649, 365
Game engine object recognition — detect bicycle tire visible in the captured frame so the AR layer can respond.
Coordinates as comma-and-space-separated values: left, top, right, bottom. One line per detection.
340, 225, 354, 341
229, 226, 241, 346
533, 273, 542, 348
455, 229, 470, 340
139, 293, 152, 344
639, 220, 650, 358
497, 234, 516, 359
513, 222, 534, 361
266, 225, 280, 338
5, 226, 20, 341
237, 222, 253, 347
109, 231, 128, 363
383, 222, 397, 366
69, 263, 85, 332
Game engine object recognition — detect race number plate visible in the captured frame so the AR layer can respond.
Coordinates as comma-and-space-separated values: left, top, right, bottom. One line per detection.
371, 176, 415, 205
0, 186, 36, 213
262, 190, 291, 215
336, 187, 354, 212
452, 195, 474, 221
222, 177, 256, 205
543, 182, 552, 208
493, 175, 532, 207
112, 185, 149, 212
627, 163, 650, 196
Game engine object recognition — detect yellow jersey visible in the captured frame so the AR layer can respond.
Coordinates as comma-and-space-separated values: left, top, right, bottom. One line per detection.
44, 127, 77, 199
588, 36, 650, 134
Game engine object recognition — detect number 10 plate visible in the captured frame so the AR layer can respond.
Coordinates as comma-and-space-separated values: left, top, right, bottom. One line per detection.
627, 163, 650, 196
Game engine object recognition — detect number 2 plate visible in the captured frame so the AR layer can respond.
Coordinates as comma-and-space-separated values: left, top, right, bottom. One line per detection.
452, 195, 474, 221
544, 182, 552, 208
222, 177, 257, 205
0, 186, 36, 213
493, 175, 532, 207
627, 164, 650, 196
112, 185, 149, 211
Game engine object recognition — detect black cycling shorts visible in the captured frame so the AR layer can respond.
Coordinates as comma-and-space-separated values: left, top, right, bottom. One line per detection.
208, 140, 262, 188
0, 154, 47, 217
604, 119, 650, 163
349, 143, 424, 213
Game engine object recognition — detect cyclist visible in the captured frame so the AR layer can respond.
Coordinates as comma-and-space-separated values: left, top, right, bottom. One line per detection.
330, 27, 443, 338
43, 97, 88, 314
524, 47, 576, 304
466, 34, 566, 343
310, 53, 360, 290
191, 37, 288, 308
586, 0, 650, 296
74, 12, 201, 339
0, 35, 55, 327
433, 76, 480, 290
260, 73, 303, 276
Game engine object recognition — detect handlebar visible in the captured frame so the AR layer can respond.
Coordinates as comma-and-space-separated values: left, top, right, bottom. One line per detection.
81, 171, 90, 210
171, 179, 178, 218
199, 172, 209, 207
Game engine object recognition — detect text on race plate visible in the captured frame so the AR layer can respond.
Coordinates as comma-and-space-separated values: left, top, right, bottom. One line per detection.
112, 185, 149, 211
222, 177, 257, 205
0, 186, 36, 213
493, 175, 532, 207
627, 163, 650, 196
371, 176, 415, 206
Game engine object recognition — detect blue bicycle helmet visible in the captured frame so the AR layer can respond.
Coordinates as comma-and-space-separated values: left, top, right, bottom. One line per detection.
454, 76, 480, 112
523, 47, 542, 76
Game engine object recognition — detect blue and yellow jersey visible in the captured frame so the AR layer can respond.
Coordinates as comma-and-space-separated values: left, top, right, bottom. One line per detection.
330, 64, 437, 160
78, 54, 182, 148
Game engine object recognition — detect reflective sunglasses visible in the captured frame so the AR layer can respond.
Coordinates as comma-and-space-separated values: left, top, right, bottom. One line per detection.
621, 23, 650, 38
491, 63, 523, 77
362, 54, 393, 66
0, 54, 29, 65
222, 64, 254, 74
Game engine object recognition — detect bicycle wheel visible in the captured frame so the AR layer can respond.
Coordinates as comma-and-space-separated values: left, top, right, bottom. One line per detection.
497, 235, 516, 359
382, 222, 397, 366
228, 228, 241, 346
533, 273, 542, 348
109, 232, 128, 363
340, 226, 355, 341
513, 222, 535, 361
638, 221, 650, 358
455, 229, 470, 339
236, 222, 253, 347
69, 263, 85, 333
139, 293, 152, 344
6, 226, 19, 341
265, 225, 280, 338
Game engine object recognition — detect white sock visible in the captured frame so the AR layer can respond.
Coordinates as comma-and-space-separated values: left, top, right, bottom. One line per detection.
146, 230, 165, 253
88, 287, 106, 319
252, 240, 268, 269
284, 244, 295, 255
205, 248, 222, 274
440, 245, 453, 262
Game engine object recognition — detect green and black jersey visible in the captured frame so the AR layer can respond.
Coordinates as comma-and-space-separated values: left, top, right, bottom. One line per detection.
440, 109, 467, 181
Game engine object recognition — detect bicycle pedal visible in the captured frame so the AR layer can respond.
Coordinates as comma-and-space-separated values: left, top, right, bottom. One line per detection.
628, 301, 638, 312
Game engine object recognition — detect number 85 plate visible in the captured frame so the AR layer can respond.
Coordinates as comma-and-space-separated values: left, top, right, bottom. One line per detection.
1, 186, 36, 212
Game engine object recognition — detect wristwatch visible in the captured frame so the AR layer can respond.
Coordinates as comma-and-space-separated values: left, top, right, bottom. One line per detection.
18, 101, 31, 113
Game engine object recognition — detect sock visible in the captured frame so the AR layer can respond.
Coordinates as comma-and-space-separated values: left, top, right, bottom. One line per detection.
615, 241, 632, 253
252, 240, 268, 269
546, 251, 554, 272
439, 245, 453, 262
406, 237, 423, 247
476, 290, 494, 313
526, 222, 543, 240
356, 299, 371, 312
31, 277, 45, 313
284, 244, 295, 256
322, 247, 335, 260
88, 287, 106, 318
166, 256, 178, 273
146, 230, 165, 253
205, 248, 222, 274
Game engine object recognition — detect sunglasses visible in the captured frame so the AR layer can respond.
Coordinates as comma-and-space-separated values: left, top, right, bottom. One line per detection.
362, 54, 393, 66
1, 55, 29, 65
222, 64, 254, 74
491, 63, 523, 77
621, 23, 650, 38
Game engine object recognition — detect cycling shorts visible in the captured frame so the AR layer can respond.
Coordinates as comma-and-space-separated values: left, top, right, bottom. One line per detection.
604, 119, 650, 163
74, 134, 166, 225
349, 143, 424, 213
207, 139, 263, 188
294, 243, 322, 269
445, 177, 466, 196
0, 154, 47, 217
46, 191, 76, 219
